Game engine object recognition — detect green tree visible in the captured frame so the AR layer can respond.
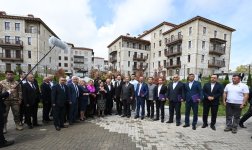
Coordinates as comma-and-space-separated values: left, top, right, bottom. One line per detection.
247, 73, 252, 87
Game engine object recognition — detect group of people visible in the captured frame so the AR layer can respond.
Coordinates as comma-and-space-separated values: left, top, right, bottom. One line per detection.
0, 71, 252, 148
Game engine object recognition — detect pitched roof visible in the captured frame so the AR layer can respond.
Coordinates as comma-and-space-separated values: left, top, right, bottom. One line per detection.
137, 21, 177, 38
107, 35, 151, 48
72, 47, 93, 51
163, 16, 235, 35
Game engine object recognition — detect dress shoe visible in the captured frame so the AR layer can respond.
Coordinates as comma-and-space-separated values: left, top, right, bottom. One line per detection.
141, 116, 144, 120
166, 120, 173, 123
201, 124, 208, 128
121, 115, 126, 117
0, 140, 14, 148
60, 125, 68, 128
161, 119, 164, 123
127, 115, 131, 118
55, 126, 61, 131
224, 127, 232, 132
134, 116, 139, 119
153, 118, 159, 121
183, 124, 190, 128
192, 125, 196, 130
176, 123, 181, 126
28, 125, 33, 129
232, 128, 237, 134
239, 123, 247, 128
210, 125, 216, 131
146, 115, 150, 118
33, 124, 42, 127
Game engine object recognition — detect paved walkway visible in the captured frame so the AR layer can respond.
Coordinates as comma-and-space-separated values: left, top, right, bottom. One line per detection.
3, 108, 252, 150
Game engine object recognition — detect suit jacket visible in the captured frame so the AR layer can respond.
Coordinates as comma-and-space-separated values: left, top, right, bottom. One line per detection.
41, 82, 52, 103
104, 83, 114, 100
114, 80, 124, 98
121, 83, 134, 101
203, 82, 223, 105
51, 84, 69, 107
185, 80, 203, 102
167, 81, 185, 102
23, 82, 40, 106
249, 88, 252, 105
78, 85, 90, 101
154, 84, 167, 101
67, 83, 79, 103
0, 91, 9, 114
135, 82, 148, 98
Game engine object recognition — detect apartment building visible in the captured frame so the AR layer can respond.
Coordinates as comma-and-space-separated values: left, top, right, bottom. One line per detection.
108, 16, 235, 78
0, 11, 61, 74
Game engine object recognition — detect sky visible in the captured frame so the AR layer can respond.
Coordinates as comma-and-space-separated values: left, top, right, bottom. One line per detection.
1, 0, 252, 70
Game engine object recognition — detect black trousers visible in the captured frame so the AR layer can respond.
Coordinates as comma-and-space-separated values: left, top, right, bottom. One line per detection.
25, 105, 37, 126
169, 101, 181, 123
115, 97, 122, 115
0, 106, 5, 144
53, 106, 65, 127
122, 99, 131, 116
105, 98, 113, 114
202, 101, 218, 126
156, 100, 165, 120
43, 101, 51, 121
226, 103, 241, 129
146, 100, 154, 118
240, 105, 252, 124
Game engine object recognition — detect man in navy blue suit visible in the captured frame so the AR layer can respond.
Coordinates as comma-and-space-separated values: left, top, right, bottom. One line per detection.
67, 76, 79, 124
135, 76, 148, 120
183, 74, 202, 130
202, 74, 223, 130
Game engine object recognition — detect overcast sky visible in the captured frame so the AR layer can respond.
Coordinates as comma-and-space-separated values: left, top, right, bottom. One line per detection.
1, 0, 251, 70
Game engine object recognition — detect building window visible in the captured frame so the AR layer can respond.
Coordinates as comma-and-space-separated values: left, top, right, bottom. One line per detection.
28, 51, 31, 58
128, 51, 130, 57
28, 64, 32, 71
15, 36, 20, 44
203, 27, 206, 35
139, 44, 142, 49
188, 55, 190, 62
189, 27, 192, 35
158, 61, 160, 67
59, 56, 61, 60
64, 63, 68, 67
127, 42, 129, 48
159, 29, 162, 36
28, 37, 31, 45
187, 68, 190, 75
178, 32, 182, 38
5, 49, 11, 58
15, 23, 20, 31
64, 57, 68, 60
159, 40, 162, 46
159, 51, 161, 57
188, 41, 191, 49
224, 34, 227, 40
119, 42, 121, 48
163, 60, 166, 67
154, 33, 156, 38
5, 22, 10, 30
153, 62, 154, 68
5, 36, 10, 43
128, 61, 130, 67
153, 43, 155, 49
201, 55, 204, 62
214, 30, 217, 38
165, 38, 167, 44
59, 63, 61, 67
133, 43, 135, 48
202, 41, 205, 49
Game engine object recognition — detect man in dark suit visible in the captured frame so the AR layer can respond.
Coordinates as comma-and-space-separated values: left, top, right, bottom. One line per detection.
239, 87, 252, 128
166, 74, 185, 126
17, 72, 27, 125
0, 85, 14, 148
135, 76, 148, 120
23, 74, 41, 128
183, 74, 202, 130
67, 76, 79, 124
121, 76, 134, 118
154, 77, 167, 123
41, 77, 52, 123
114, 75, 123, 115
105, 78, 114, 115
202, 74, 223, 130
51, 77, 69, 131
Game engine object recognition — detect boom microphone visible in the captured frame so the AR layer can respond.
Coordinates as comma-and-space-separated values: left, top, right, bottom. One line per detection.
49, 36, 69, 51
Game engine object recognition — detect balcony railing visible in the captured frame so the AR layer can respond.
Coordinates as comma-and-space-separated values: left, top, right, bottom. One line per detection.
109, 57, 117, 63
210, 38, 226, 44
25, 28, 39, 34
166, 62, 181, 69
209, 46, 225, 56
166, 35, 183, 46
0, 39, 23, 47
0, 53, 23, 61
132, 65, 148, 71
133, 55, 147, 61
208, 60, 225, 68
165, 47, 182, 57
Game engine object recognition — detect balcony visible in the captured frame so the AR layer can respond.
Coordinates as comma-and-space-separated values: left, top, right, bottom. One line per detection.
25, 28, 39, 34
133, 55, 147, 61
210, 38, 226, 44
166, 62, 181, 69
166, 35, 183, 46
109, 57, 117, 63
0, 53, 23, 62
132, 65, 148, 71
0, 39, 23, 48
165, 48, 182, 57
209, 45, 225, 56
208, 60, 225, 68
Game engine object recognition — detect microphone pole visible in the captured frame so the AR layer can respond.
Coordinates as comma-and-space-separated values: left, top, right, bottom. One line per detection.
15, 45, 56, 88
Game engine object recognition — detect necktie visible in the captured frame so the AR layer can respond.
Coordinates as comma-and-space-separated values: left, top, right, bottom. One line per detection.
61, 85, 65, 92
75, 84, 79, 97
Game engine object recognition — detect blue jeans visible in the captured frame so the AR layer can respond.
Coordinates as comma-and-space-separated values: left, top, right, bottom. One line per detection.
136, 97, 145, 117
69, 102, 78, 123
185, 100, 199, 126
